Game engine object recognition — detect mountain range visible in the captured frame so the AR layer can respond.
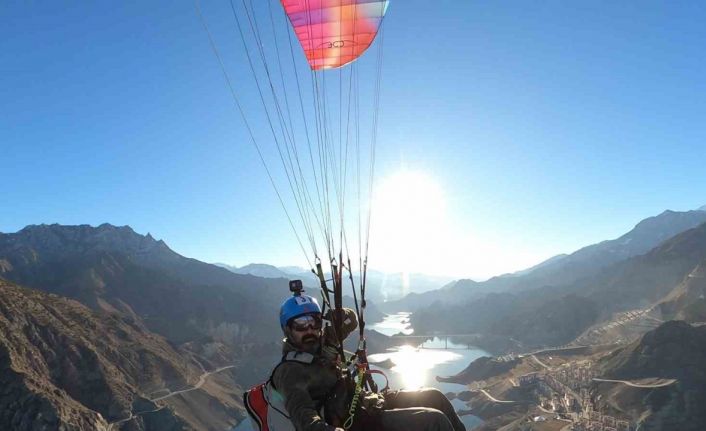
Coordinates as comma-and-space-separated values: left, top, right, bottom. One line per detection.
0, 224, 285, 346
409, 206, 706, 350
390, 208, 706, 312
0, 224, 294, 430
2, 204, 706, 429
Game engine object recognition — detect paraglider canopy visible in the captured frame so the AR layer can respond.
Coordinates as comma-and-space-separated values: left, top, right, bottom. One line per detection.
281, 0, 389, 70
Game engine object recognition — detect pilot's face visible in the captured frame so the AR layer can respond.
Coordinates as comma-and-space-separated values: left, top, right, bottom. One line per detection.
288, 314, 323, 351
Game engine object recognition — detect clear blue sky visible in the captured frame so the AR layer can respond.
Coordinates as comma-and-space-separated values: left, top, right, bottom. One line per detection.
2, 1, 705, 279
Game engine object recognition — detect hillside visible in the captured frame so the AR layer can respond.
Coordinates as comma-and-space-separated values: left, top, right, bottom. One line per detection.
655, 260, 706, 322
436, 356, 520, 385
526, 209, 706, 288
579, 221, 706, 311
595, 321, 706, 430
0, 278, 221, 430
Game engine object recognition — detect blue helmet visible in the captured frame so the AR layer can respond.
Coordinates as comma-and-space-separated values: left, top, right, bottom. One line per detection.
279, 293, 322, 329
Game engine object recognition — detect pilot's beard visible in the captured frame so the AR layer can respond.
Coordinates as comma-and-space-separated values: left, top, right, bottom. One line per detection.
299, 334, 321, 354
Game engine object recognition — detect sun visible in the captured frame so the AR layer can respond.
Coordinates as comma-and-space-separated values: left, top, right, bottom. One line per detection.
368, 170, 447, 275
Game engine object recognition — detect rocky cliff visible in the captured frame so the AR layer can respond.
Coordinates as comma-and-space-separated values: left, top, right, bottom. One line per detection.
0, 278, 204, 430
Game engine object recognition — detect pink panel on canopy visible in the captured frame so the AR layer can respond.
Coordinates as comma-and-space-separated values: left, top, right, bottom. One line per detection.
280, 0, 389, 70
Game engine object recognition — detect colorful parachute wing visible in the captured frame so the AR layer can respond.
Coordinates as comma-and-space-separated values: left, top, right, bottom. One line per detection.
281, 0, 389, 70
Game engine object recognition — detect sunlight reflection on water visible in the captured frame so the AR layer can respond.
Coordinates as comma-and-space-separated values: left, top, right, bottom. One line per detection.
368, 311, 414, 336
368, 345, 462, 390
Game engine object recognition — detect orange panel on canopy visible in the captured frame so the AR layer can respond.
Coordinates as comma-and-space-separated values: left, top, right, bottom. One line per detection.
280, 0, 389, 70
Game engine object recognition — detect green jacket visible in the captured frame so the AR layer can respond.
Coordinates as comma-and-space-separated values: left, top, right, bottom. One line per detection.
271, 309, 359, 431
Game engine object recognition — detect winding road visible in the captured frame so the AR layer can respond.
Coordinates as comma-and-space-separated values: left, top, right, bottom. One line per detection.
107, 365, 236, 430
477, 389, 516, 404
106, 406, 166, 430
530, 355, 551, 370
152, 365, 236, 402
592, 378, 676, 388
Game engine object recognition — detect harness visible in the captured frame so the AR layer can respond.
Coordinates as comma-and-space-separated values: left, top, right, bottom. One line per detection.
243, 348, 389, 431
243, 351, 318, 431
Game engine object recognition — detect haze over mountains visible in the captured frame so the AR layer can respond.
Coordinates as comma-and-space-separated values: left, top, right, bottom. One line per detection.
390, 208, 706, 312
213, 263, 391, 323
216, 262, 454, 302
410, 206, 706, 350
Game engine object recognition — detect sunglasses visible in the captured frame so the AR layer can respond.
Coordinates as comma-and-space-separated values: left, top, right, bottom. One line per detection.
290, 314, 323, 332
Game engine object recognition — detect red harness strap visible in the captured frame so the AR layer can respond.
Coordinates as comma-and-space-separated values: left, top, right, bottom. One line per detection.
244, 383, 269, 431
